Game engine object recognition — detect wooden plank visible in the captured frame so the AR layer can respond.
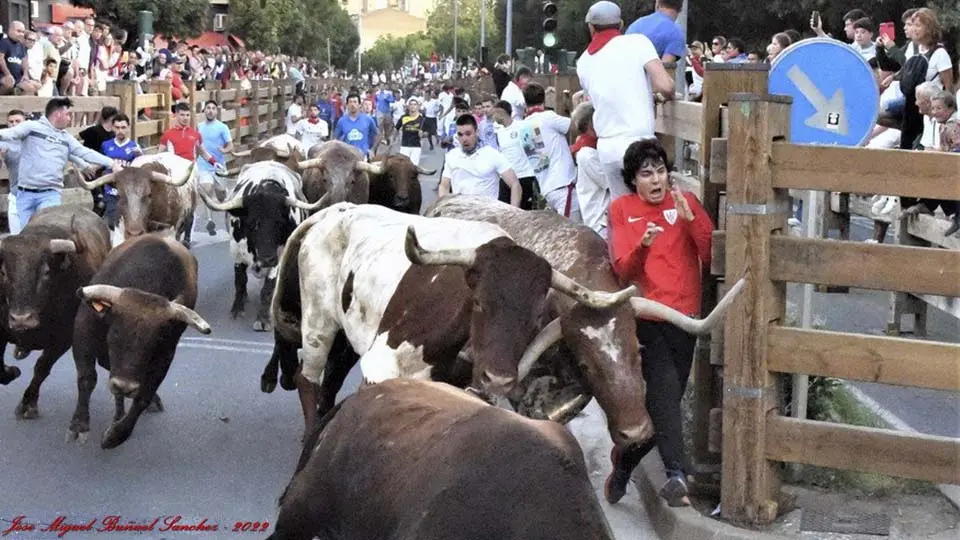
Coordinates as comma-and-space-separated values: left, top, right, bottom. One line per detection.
709, 138, 727, 185
655, 101, 703, 142
0, 95, 118, 114
770, 236, 960, 297
219, 89, 239, 102
720, 94, 791, 525
220, 108, 237, 123
136, 120, 162, 137
766, 416, 960, 485
772, 143, 960, 201
768, 326, 960, 391
135, 93, 161, 109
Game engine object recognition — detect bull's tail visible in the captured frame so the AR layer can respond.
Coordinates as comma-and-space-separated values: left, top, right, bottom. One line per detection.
270, 212, 324, 344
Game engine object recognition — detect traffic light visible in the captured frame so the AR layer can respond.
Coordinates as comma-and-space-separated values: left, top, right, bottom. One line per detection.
542, 1, 558, 48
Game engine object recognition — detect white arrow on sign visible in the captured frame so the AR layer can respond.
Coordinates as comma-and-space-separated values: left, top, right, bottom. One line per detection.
787, 65, 849, 136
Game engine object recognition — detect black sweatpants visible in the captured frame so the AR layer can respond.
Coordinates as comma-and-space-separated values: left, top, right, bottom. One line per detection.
618, 320, 697, 476
498, 176, 538, 210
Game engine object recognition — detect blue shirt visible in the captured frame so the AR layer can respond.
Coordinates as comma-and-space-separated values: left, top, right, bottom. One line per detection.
375, 90, 395, 114
334, 114, 379, 157
100, 138, 142, 196
316, 100, 334, 124
625, 12, 686, 59
197, 120, 232, 172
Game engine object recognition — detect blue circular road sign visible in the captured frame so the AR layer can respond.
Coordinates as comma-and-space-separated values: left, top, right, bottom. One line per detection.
769, 38, 879, 146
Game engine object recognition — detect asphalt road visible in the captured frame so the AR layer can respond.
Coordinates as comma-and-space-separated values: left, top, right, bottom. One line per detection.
0, 142, 657, 539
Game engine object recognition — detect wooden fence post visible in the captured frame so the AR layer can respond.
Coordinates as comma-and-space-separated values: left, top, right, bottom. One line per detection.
250, 79, 261, 143
107, 81, 137, 142
146, 80, 173, 133
691, 64, 771, 477
720, 93, 792, 525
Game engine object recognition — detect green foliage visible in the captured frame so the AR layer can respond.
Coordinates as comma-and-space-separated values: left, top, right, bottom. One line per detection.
362, 32, 436, 74
427, 0, 503, 61
73, 0, 210, 43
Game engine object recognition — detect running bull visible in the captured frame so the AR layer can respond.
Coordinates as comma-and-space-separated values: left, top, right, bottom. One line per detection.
427, 195, 744, 448
195, 160, 325, 331
76, 152, 197, 245
67, 235, 211, 449
0, 207, 111, 419
268, 379, 616, 540
229, 134, 304, 171
366, 153, 435, 214
269, 203, 634, 435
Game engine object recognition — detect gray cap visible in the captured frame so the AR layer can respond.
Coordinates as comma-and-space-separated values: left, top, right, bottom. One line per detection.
585, 1, 621, 25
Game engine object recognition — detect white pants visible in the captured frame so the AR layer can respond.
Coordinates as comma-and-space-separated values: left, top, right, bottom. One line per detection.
7, 193, 20, 234
597, 135, 655, 200
399, 146, 421, 166
543, 185, 582, 224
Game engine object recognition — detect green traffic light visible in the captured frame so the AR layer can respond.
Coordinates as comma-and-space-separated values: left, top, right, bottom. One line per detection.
543, 33, 557, 47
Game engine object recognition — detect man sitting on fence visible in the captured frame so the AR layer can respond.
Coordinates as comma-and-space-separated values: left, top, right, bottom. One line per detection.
0, 97, 122, 229
0, 109, 26, 233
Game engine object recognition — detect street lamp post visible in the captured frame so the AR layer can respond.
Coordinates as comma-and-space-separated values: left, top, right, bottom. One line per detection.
481, 0, 487, 65
505, 0, 513, 55
453, 0, 459, 67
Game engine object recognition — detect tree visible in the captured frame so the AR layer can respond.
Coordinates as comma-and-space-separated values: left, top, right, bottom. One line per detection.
71, 0, 210, 45
361, 31, 438, 73
427, 0, 503, 63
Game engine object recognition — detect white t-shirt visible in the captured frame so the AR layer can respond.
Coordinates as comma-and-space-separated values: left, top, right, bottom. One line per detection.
423, 98, 440, 118
906, 45, 953, 89
575, 146, 610, 239
577, 34, 659, 141
495, 122, 535, 178
295, 118, 329, 152
286, 103, 303, 136
438, 91, 454, 119
500, 81, 526, 121
523, 110, 577, 194
443, 146, 513, 200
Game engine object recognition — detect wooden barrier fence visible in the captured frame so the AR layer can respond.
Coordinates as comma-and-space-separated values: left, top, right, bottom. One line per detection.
651, 63, 960, 525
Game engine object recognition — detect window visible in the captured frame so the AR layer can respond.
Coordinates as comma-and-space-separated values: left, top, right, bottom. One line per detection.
213, 13, 227, 31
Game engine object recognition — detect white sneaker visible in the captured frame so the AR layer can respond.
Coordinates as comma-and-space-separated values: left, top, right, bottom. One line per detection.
788, 217, 801, 227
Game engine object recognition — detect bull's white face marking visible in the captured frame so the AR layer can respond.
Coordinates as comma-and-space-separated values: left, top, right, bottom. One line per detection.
360, 333, 429, 384
579, 319, 620, 363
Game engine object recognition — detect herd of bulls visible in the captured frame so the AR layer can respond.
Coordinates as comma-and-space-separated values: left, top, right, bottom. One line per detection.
0, 134, 745, 539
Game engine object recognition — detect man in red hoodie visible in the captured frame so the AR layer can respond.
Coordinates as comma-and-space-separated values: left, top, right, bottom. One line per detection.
605, 139, 713, 508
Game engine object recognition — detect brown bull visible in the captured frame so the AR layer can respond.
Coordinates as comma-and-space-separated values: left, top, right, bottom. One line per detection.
367, 154, 435, 214
76, 153, 196, 243
294, 141, 373, 208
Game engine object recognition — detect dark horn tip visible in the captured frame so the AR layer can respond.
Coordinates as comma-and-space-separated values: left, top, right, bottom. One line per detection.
75, 287, 85, 300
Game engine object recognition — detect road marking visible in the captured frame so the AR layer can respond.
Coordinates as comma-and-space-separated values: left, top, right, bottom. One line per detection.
842, 383, 915, 432
177, 342, 273, 354
181, 336, 273, 347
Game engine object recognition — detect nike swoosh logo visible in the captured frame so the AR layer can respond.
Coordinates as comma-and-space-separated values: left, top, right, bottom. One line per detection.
627, 217, 644, 223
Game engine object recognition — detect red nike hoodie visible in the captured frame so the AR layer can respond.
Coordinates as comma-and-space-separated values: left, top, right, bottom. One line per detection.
608, 191, 714, 318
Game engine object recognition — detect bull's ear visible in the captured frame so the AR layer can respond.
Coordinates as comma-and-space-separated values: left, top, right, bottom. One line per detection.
463, 267, 480, 289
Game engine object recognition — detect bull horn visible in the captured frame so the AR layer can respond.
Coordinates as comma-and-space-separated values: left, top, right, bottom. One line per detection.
631, 277, 746, 335
48, 239, 77, 254
197, 184, 245, 212
230, 149, 253, 157
274, 144, 292, 158
517, 317, 563, 381
148, 171, 175, 184
169, 302, 213, 334
285, 193, 330, 212
77, 171, 116, 190
547, 393, 591, 423
297, 157, 324, 170
550, 270, 636, 310
416, 166, 437, 175
152, 160, 195, 186
77, 284, 124, 305
404, 225, 476, 267
354, 161, 385, 175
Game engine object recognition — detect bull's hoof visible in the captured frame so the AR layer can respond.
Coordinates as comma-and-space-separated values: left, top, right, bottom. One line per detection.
252, 319, 272, 332
261, 374, 277, 393
0, 365, 21, 384
181, 240, 192, 250
65, 428, 90, 446
279, 372, 297, 391
15, 402, 39, 419
13, 346, 30, 360
101, 423, 131, 449
146, 394, 164, 413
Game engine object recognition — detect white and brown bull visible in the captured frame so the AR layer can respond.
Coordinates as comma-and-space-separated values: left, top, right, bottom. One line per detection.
76, 152, 197, 247
195, 161, 325, 331
269, 202, 635, 435
293, 141, 375, 207
228, 134, 304, 173
426, 195, 745, 449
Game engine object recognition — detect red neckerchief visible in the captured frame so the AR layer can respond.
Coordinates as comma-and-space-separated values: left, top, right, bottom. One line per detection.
525, 105, 545, 117
570, 133, 598, 159
586, 29, 622, 55
308, 117, 320, 124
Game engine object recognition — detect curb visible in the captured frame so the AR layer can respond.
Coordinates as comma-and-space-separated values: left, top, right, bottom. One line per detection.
633, 454, 790, 540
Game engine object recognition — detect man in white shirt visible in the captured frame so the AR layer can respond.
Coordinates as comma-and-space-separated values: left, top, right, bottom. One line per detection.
295, 102, 330, 153
521, 82, 581, 222
439, 114, 522, 206
576, 0, 675, 199
491, 100, 537, 209
286, 94, 304, 136
570, 102, 610, 237
500, 66, 533, 122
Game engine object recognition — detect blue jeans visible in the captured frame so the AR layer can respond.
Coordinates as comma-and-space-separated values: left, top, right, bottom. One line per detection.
16, 188, 61, 231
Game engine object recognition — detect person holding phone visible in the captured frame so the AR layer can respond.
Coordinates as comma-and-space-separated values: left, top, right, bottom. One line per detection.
604, 138, 713, 508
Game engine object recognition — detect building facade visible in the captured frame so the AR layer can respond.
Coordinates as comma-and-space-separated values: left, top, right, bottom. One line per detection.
340, 0, 434, 51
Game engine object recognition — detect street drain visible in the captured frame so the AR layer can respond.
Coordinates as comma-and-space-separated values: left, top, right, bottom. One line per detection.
800, 507, 891, 535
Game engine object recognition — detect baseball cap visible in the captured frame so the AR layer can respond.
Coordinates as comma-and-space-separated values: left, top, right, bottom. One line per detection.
585, 1, 621, 25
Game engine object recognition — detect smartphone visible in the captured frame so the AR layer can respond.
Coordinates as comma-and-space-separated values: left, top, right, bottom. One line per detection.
811, 10, 821, 28
879, 22, 895, 42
